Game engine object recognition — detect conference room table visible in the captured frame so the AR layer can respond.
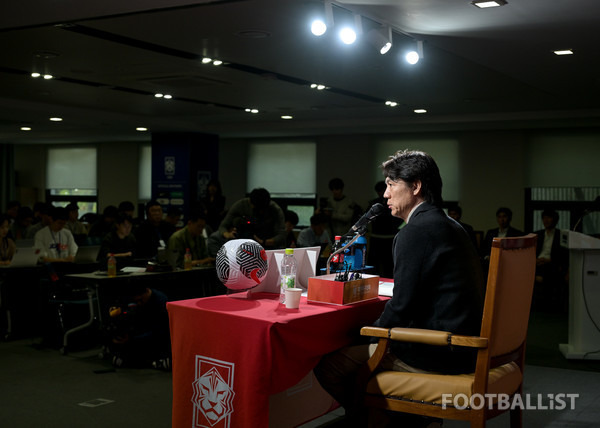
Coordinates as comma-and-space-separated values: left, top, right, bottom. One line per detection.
168, 291, 389, 428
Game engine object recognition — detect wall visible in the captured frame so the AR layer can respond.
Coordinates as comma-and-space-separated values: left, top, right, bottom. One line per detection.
11, 126, 600, 235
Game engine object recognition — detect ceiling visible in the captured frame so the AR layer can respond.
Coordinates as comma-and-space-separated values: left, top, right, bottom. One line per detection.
1, 0, 600, 144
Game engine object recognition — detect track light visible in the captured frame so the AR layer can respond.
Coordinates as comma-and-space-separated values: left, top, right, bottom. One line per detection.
405, 40, 424, 65
338, 14, 362, 45
367, 26, 392, 55
311, 1, 333, 36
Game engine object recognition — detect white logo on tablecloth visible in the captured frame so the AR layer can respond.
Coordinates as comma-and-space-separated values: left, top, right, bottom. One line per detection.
191, 355, 235, 428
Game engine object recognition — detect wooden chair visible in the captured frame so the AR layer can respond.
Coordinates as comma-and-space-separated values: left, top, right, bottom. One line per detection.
357, 234, 537, 428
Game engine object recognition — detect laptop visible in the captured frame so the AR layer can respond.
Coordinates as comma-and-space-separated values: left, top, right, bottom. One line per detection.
2, 247, 40, 267
74, 245, 100, 264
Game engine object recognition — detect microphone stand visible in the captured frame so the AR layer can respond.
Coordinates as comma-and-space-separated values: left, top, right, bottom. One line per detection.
325, 228, 365, 275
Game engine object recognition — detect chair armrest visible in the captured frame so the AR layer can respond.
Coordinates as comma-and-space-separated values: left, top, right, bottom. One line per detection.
361, 326, 488, 348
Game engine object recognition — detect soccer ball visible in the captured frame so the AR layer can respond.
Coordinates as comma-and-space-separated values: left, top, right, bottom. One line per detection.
215, 239, 268, 290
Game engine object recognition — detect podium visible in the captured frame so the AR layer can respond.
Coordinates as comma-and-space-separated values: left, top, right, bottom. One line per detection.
559, 230, 600, 359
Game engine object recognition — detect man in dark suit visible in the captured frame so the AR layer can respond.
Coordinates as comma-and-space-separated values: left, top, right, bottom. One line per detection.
314, 150, 484, 428
482, 207, 523, 260
534, 209, 568, 310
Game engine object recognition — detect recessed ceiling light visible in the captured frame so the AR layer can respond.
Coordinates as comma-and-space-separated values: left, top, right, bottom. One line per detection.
245, 108, 259, 114
385, 101, 398, 107
20, 126, 32, 131
553, 49, 574, 56
163, 94, 173, 99
136, 127, 148, 132
212, 60, 223, 66
201, 57, 212, 64
31, 72, 41, 78
49, 117, 63, 121
471, 0, 507, 8
43, 74, 53, 79
413, 109, 427, 114
281, 115, 293, 120
155, 93, 164, 98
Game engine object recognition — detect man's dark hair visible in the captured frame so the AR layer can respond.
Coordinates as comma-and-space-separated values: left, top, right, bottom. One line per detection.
249, 188, 271, 210
285, 210, 299, 225
310, 213, 328, 226
118, 200, 135, 213
541, 209, 559, 222
188, 209, 207, 223
103, 205, 119, 219
65, 203, 79, 212
145, 200, 161, 213
381, 150, 443, 208
496, 207, 513, 222
51, 206, 69, 221
115, 214, 133, 225
328, 178, 344, 191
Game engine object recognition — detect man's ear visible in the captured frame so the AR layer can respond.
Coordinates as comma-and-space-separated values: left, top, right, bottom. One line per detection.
412, 180, 422, 195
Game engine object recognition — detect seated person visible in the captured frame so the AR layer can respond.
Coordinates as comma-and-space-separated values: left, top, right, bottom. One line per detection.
0, 214, 17, 265
167, 211, 215, 268
88, 205, 119, 241
33, 207, 78, 263
26, 202, 52, 239
218, 188, 286, 249
297, 213, 331, 251
482, 207, 523, 260
134, 200, 175, 260
106, 283, 171, 369
98, 214, 136, 269
9, 206, 34, 241
64, 203, 88, 245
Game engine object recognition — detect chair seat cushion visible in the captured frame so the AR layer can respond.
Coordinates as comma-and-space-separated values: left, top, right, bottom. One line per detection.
366, 362, 521, 405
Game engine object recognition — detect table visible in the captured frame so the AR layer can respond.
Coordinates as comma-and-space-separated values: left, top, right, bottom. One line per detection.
168, 292, 388, 428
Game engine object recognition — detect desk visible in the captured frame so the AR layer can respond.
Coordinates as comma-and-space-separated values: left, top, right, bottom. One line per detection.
168, 292, 387, 428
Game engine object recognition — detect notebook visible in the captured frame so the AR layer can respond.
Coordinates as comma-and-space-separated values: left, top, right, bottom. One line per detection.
74, 245, 100, 264
3, 247, 40, 267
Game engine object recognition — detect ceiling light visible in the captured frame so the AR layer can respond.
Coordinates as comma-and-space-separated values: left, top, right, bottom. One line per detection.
281, 115, 293, 120
212, 60, 223, 66
339, 27, 357, 44
554, 49, 574, 55
245, 108, 259, 114
31, 72, 41, 78
20, 126, 32, 131
163, 94, 173, 99
155, 93, 164, 98
414, 109, 427, 114
385, 101, 398, 107
43, 74, 53, 79
136, 127, 148, 132
471, 0, 507, 8
367, 26, 393, 55
405, 40, 424, 65
201, 57, 212, 64
49, 117, 63, 121
311, 1, 333, 36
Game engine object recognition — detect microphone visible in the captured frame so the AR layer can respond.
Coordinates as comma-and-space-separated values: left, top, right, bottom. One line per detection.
346, 203, 386, 236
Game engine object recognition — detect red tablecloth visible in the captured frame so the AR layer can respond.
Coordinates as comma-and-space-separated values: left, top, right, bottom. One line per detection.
168, 291, 387, 428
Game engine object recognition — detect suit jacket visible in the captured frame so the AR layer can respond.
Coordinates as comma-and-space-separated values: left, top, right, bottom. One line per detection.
535, 228, 568, 273
373, 203, 485, 373
482, 226, 524, 258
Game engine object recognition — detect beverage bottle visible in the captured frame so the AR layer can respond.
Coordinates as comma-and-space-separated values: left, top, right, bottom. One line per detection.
280, 248, 297, 303
107, 253, 117, 278
184, 248, 192, 270
330, 235, 345, 272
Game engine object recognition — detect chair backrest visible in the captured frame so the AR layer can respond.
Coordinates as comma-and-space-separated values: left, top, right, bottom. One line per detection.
480, 234, 537, 359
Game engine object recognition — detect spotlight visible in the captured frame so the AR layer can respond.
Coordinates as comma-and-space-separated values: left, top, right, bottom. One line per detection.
311, 1, 333, 36
339, 27, 356, 44
405, 40, 424, 65
367, 26, 392, 55
471, 0, 507, 8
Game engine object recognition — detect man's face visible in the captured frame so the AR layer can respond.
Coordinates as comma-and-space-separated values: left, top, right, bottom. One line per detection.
68, 210, 78, 222
496, 212, 510, 229
188, 219, 206, 237
384, 178, 419, 220
50, 218, 66, 232
331, 188, 344, 200
148, 205, 163, 223
448, 210, 460, 221
116, 220, 132, 237
542, 215, 556, 230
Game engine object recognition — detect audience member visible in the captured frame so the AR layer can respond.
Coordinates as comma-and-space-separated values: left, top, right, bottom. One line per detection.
5, 200, 20, 225
33, 206, 78, 263
534, 209, 569, 311
314, 150, 484, 428
165, 206, 182, 229
97, 214, 136, 269
26, 203, 52, 239
106, 283, 171, 370
88, 205, 119, 240
366, 180, 403, 278
297, 213, 331, 249
482, 207, 524, 260
284, 210, 299, 248
201, 179, 227, 232
30, 201, 46, 225
167, 211, 215, 268
447, 204, 479, 253
0, 214, 16, 264
218, 188, 286, 249
134, 200, 175, 260
118, 200, 136, 218
64, 203, 88, 244
9, 206, 34, 241
322, 178, 360, 237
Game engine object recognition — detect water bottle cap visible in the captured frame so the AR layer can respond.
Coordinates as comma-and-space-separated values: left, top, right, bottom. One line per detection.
285, 248, 294, 255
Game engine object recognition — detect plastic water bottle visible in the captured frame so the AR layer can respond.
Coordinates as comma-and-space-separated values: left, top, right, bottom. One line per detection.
330, 235, 345, 272
107, 253, 117, 278
280, 248, 297, 303
184, 248, 192, 270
